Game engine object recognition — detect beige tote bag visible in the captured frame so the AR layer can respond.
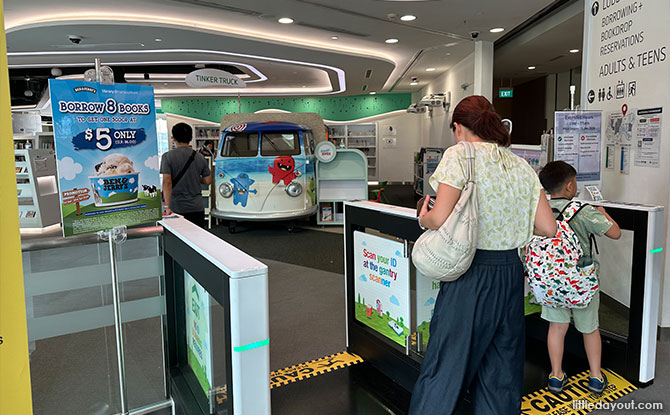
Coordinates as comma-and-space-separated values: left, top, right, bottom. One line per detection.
412, 141, 479, 281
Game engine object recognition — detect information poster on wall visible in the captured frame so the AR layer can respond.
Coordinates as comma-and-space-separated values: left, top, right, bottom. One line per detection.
353, 231, 410, 346
583, 0, 669, 190
416, 271, 440, 350
554, 111, 603, 182
634, 107, 663, 167
49, 79, 161, 236
606, 108, 635, 147
185, 271, 214, 396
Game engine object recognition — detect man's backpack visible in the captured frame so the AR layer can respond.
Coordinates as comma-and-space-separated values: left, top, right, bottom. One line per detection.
524, 201, 599, 309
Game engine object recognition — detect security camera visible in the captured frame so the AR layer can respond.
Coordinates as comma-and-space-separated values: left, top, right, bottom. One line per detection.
68, 35, 83, 45
407, 104, 427, 114
469, 31, 480, 39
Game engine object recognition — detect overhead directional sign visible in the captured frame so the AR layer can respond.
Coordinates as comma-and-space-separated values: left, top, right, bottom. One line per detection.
185, 68, 247, 88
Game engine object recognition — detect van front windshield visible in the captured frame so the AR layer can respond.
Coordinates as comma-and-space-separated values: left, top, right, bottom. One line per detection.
221, 133, 258, 157
261, 132, 301, 156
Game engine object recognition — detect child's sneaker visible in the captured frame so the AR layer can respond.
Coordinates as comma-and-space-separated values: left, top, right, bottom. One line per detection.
588, 372, 608, 394
548, 372, 568, 393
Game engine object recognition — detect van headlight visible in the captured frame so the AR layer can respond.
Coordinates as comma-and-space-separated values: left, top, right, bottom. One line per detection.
285, 182, 303, 197
219, 183, 233, 198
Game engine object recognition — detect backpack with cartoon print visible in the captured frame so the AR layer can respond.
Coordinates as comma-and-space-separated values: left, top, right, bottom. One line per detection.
524, 201, 599, 309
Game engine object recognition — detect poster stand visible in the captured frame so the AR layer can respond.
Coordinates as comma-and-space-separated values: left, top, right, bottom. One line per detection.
69, 59, 134, 414
99, 225, 130, 414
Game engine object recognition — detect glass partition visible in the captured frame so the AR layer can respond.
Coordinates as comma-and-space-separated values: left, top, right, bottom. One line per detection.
344, 200, 664, 389
22, 233, 166, 414
596, 230, 634, 338
163, 232, 234, 415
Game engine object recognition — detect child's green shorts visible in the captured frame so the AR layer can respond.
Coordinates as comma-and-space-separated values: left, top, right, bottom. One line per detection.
541, 291, 600, 334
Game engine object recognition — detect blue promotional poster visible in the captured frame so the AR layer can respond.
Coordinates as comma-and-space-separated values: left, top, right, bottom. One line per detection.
49, 80, 161, 236
353, 231, 410, 346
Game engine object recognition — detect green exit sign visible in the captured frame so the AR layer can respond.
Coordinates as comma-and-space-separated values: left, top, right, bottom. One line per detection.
499, 88, 514, 98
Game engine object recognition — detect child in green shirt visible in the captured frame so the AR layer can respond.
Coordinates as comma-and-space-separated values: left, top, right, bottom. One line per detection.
538, 161, 621, 394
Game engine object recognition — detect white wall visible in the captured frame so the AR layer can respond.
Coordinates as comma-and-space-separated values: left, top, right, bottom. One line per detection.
419, 52, 476, 149
376, 112, 422, 183
582, 1, 670, 327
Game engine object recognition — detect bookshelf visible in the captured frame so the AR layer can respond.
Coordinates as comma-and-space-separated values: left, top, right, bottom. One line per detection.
15, 149, 61, 228
316, 147, 368, 225
327, 123, 377, 180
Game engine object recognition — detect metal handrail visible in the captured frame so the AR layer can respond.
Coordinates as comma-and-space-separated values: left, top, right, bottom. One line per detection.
21, 225, 164, 252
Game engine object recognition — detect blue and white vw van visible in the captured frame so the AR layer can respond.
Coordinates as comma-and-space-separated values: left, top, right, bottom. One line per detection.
212, 121, 317, 222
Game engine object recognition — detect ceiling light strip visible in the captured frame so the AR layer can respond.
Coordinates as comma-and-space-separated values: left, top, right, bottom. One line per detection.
5, 14, 396, 66
8, 49, 345, 94
9, 56, 267, 82
388, 49, 424, 92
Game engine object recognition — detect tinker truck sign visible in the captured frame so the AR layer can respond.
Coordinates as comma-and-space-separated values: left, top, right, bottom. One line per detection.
185, 68, 247, 88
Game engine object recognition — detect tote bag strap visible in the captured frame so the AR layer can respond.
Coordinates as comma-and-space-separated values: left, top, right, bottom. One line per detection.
460, 141, 476, 184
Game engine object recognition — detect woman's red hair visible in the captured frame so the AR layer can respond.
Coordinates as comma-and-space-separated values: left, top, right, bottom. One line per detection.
450, 95, 510, 147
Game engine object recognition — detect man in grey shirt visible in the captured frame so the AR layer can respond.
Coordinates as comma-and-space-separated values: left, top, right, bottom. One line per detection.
160, 123, 212, 228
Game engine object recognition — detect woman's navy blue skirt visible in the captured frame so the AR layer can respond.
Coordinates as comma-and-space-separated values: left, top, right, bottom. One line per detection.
409, 249, 525, 415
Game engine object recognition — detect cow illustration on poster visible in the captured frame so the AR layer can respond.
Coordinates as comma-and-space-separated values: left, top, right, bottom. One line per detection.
353, 231, 410, 346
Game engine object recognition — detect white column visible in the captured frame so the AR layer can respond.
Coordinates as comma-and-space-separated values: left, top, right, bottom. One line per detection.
473, 41, 494, 101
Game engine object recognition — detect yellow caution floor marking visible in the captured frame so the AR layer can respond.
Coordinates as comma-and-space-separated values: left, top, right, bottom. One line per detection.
521, 368, 637, 415
270, 351, 363, 389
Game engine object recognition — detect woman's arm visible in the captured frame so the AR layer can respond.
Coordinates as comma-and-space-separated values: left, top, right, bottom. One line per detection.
534, 193, 557, 237
418, 183, 462, 230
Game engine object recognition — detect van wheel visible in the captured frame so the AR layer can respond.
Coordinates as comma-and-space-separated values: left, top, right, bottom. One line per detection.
228, 221, 237, 234
287, 221, 296, 233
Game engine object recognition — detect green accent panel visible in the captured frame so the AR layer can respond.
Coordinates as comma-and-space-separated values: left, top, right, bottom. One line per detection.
650, 248, 663, 254
161, 94, 412, 122
233, 338, 270, 352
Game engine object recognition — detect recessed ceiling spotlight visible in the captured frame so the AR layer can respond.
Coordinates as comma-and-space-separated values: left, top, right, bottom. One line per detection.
400, 15, 416, 21
154, 38, 162, 42
385, 38, 399, 44
489, 27, 505, 33
426, 67, 436, 72
24, 89, 34, 97
569, 49, 580, 53
369, 91, 377, 95
410, 81, 418, 85
278, 17, 294, 24
445, 52, 452, 56
331, 36, 339, 40
528, 66, 536, 70
301, 85, 307, 88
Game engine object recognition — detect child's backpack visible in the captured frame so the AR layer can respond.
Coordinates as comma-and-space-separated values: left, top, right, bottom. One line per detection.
524, 201, 599, 309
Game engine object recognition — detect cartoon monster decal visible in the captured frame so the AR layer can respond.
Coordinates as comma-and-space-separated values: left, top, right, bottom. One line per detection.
268, 156, 298, 185
231, 173, 257, 207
